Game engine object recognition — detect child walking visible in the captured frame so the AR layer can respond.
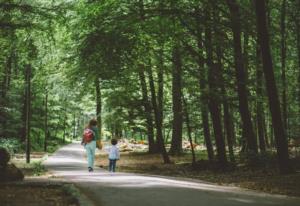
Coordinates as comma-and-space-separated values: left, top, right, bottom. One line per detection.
108, 138, 120, 172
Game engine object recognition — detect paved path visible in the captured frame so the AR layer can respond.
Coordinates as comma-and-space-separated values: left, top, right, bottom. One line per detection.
44, 143, 300, 206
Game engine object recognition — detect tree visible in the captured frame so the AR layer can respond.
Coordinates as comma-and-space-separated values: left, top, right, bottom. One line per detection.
254, 0, 291, 174
226, 0, 258, 154
169, 45, 183, 155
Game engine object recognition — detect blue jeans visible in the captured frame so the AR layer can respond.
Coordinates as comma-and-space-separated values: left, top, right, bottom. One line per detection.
109, 159, 117, 172
85, 140, 96, 168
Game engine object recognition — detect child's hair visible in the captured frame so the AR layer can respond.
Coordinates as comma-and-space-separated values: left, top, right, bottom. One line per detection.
111, 138, 118, 145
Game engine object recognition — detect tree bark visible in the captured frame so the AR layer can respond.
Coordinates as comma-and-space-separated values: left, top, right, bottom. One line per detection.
226, 0, 258, 154
169, 45, 183, 155
295, 2, 300, 116
195, 12, 214, 161
25, 65, 31, 164
254, 0, 291, 174
280, 0, 288, 134
182, 95, 196, 165
205, 19, 227, 166
63, 104, 67, 143
147, 65, 171, 163
157, 48, 165, 151
256, 44, 266, 152
44, 90, 48, 152
95, 77, 102, 140
138, 67, 156, 153
216, 45, 235, 163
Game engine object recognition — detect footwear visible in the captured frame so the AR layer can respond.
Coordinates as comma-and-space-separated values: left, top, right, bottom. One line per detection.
88, 167, 94, 172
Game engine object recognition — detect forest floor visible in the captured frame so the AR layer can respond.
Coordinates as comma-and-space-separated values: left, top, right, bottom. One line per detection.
95, 151, 300, 197
0, 141, 81, 206
0, 182, 79, 206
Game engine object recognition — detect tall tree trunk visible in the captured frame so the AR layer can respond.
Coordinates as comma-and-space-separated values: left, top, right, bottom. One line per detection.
216, 45, 235, 163
73, 113, 76, 139
243, 32, 249, 80
254, 0, 291, 174
170, 45, 183, 155
205, 18, 227, 166
157, 47, 165, 151
295, 2, 300, 117
226, 0, 258, 154
182, 95, 196, 165
147, 65, 171, 163
95, 77, 102, 140
195, 13, 214, 161
280, 0, 288, 134
25, 65, 31, 164
63, 104, 67, 143
256, 45, 266, 152
138, 67, 156, 153
44, 90, 48, 152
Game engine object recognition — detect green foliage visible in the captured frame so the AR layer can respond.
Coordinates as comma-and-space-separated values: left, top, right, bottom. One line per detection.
1, 0, 300, 169
32, 161, 46, 176
0, 138, 23, 155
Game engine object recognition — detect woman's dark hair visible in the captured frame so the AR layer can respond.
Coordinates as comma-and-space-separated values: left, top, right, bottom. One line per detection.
111, 138, 118, 145
89, 119, 97, 127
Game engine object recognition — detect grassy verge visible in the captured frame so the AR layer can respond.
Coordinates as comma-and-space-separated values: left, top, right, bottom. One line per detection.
95, 151, 300, 197
10, 138, 74, 177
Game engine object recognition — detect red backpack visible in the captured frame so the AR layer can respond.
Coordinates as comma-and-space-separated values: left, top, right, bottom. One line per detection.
83, 128, 94, 143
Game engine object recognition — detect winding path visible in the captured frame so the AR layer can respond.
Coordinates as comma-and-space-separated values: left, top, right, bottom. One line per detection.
44, 143, 300, 206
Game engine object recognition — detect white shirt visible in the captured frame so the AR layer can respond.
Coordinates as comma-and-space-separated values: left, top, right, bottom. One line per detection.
108, 145, 120, 160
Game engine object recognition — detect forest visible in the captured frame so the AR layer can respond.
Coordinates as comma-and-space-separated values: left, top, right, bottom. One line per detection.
1, 0, 300, 183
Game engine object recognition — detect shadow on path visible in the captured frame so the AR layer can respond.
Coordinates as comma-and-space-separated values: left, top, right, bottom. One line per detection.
44, 143, 300, 206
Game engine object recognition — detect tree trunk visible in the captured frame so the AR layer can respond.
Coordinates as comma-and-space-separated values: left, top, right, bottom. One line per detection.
63, 105, 67, 143
25, 65, 31, 164
182, 95, 196, 165
205, 20, 227, 166
280, 0, 288, 134
95, 77, 102, 140
138, 67, 156, 153
157, 48, 165, 151
147, 65, 171, 163
256, 44, 266, 152
195, 14, 214, 161
295, 2, 300, 116
44, 91, 48, 152
73, 113, 76, 139
170, 45, 183, 155
226, 0, 258, 154
216, 45, 235, 163
254, 0, 291, 174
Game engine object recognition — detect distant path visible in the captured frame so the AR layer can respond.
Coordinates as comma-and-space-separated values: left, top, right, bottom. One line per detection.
44, 143, 299, 206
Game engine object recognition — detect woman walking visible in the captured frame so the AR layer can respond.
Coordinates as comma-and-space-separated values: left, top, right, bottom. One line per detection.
82, 119, 100, 172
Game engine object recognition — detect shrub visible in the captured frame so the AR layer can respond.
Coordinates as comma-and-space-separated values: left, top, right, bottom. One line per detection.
0, 138, 23, 155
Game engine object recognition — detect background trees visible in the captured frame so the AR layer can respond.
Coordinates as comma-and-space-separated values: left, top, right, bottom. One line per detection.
1, 0, 299, 173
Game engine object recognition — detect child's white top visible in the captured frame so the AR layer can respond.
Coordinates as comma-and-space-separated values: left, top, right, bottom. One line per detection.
108, 145, 120, 160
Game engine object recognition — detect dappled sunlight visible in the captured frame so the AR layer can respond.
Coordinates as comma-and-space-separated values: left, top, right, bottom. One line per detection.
43, 143, 300, 206
60, 147, 85, 153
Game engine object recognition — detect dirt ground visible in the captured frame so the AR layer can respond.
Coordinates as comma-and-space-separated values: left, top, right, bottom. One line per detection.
0, 183, 79, 206
95, 151, 300, 197
0, 153, 79, 206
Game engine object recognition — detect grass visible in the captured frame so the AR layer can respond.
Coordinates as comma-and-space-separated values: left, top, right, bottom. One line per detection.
95, 151, 300, 197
